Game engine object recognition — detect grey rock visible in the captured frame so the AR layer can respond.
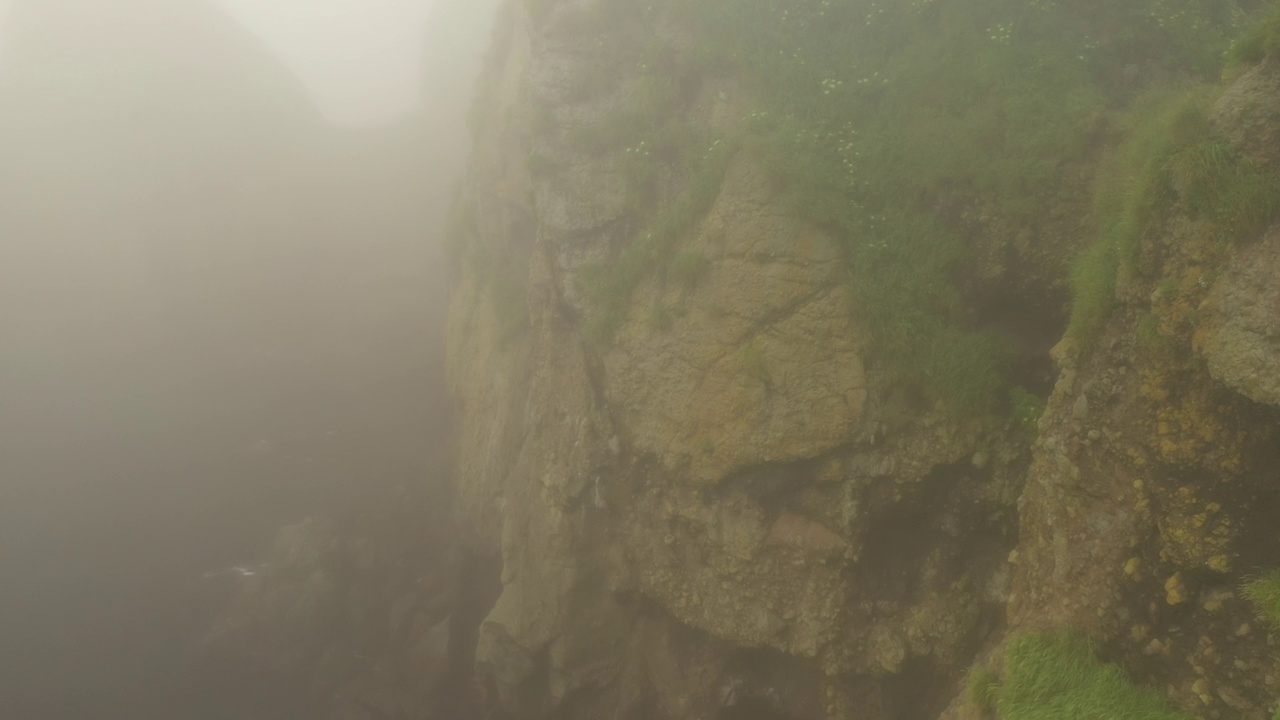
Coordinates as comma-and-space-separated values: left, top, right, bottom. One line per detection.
1201, 227, 1280, 406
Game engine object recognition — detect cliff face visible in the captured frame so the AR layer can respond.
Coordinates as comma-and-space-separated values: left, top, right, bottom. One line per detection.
445, 3, 1280, 720
1003, 62, 1280, 720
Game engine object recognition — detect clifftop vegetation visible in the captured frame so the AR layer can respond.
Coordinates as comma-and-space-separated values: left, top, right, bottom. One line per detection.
532, 0, 1274, 414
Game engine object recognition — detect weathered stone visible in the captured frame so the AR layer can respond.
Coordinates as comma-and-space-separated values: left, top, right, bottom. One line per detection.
1212, 61, 1280, 166
604, 157, 868, 485
1200, 227, 1280, 407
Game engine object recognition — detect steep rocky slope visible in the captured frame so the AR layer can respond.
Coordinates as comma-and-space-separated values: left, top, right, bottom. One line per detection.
995, 61, 1280, 720
435, 3, 1280, 720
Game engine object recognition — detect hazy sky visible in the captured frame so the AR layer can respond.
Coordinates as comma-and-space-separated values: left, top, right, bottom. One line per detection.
0, 0, 439, 127
218, 0, 437, 126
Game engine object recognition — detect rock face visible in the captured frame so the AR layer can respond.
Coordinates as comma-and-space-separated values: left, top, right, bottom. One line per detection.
1211, 60, 1280, 168
1200, 228, 1280, 407
605, 158, 868, 485
443, 3, 1025, 719
439, 4, 1280, 720
994, 69, 1280, 720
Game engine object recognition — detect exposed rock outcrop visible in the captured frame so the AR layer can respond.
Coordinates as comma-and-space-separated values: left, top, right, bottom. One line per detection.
438, 4, 1280, 720
443, 3, 1032, 719
996, 66, 1280, 720
1200, 228, 1280, 407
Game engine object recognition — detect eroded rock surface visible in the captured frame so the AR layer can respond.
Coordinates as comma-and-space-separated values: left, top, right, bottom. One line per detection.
440, 5, 1280, 720
606, 158, 867, 485
1201, 228, 1280, 407
442, 4, 1029, 719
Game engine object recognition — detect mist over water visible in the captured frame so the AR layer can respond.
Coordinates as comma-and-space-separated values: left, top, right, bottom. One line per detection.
0, 0, 495, 716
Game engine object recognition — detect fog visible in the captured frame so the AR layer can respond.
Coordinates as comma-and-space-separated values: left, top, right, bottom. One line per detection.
0, 0, 496, 716
218, 0, 437, 126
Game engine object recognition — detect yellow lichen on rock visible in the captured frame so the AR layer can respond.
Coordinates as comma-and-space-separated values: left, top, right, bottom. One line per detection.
1165, 573, 1189, 605
1157, 486, 1236, 574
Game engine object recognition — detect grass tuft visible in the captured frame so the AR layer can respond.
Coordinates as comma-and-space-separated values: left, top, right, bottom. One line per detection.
1225, 5, 1280, 77
1242, 570, 1280, 627
998, 632, 1196, 720
1068, 80, 1280, 346
968, 665, 1001, 718
1067, 236, 1121, 347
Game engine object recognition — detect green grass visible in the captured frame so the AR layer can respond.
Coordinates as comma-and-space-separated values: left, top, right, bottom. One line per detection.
1242, 570, 1280, 627
1226, 4, 1280, 77
1066, 80, 1280, 346
1167, 135, 1280, 239
1066, 87, 1208, 343
995, 632, 1196, 720
968, 665, 1001, 718
1224, 570, 1279, 720
1068, 236, 1121, 345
